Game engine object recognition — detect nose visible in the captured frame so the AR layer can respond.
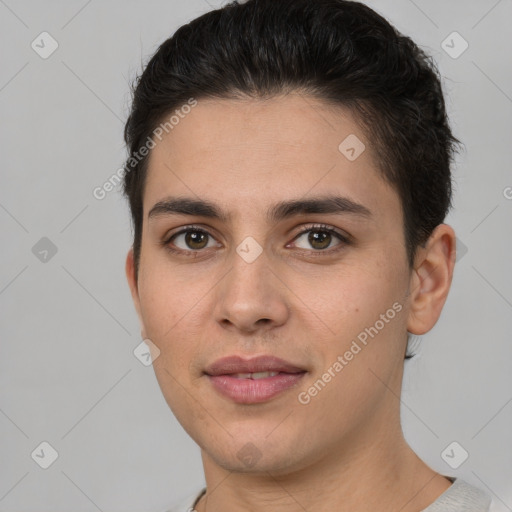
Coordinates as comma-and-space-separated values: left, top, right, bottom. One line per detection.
213, 246, 289, 334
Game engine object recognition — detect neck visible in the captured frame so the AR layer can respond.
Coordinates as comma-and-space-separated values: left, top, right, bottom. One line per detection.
195, 416, 451, 512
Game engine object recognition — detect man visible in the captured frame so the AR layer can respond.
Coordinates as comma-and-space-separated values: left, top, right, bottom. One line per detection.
123, 0, 492, 510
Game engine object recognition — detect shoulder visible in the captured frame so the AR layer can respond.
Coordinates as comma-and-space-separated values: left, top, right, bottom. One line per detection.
158, 478, 492, 512
160, 485, 207, 512
421, 478, 492, 512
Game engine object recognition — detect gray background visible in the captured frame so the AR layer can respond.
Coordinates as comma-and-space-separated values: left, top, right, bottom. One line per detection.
0, 0, 511, 511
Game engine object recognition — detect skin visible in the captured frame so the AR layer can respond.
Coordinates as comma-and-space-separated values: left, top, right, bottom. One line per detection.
125, 93, 457, 512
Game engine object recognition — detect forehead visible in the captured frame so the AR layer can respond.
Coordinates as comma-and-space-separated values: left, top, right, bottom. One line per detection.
143, 93, 400, 224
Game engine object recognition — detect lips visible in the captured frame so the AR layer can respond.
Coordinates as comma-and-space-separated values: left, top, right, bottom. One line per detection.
204, 355, 306, 376
204, 355, 307, 404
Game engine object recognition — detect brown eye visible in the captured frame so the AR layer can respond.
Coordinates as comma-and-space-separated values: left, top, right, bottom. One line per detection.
290, 224, 350, 253
168, 229, 220, 252
308, 230, 332, 250
184, 231, 208, 250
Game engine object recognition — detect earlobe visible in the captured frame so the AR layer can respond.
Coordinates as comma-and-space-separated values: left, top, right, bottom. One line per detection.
406, 224, 456, 335
125, 248, 138, 298
125, 248, 146, 337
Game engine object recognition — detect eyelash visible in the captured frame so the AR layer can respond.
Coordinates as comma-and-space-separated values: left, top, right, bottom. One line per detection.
162, 223, 351, 258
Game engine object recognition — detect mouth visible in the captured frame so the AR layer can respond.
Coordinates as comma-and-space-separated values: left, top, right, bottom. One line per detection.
227, 371, 284, 379
204, 354, 307, 376
204, 355, 307, 404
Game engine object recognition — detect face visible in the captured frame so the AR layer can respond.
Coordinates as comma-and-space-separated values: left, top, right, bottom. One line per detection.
126, 93, 423, 474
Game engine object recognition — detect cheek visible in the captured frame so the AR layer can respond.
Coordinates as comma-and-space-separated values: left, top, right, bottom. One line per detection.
137, 271, 196, 375
294, 262, 404, 340
138, 255, 204, 335
138, 271, 201, 420
300, 263, 409, 395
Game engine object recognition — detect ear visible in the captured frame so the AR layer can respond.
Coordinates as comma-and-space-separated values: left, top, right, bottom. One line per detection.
125, 248, 147, 339
407, 224, 456, 335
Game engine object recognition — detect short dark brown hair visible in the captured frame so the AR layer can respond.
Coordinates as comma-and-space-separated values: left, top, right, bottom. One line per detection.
123, 0, 461, 281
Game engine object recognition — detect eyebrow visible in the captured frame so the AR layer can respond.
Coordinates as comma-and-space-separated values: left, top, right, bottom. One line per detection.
148, 195, 373, 223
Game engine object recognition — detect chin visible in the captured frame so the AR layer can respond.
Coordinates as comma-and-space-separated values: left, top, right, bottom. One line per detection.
200, 432, 314, 476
